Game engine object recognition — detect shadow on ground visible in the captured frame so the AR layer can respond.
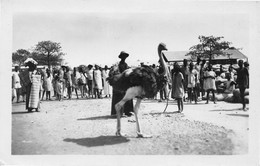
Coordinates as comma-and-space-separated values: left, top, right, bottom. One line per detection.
12, 111, 34, 114
77, 115, 116, 121
209, 108, 242, 112
148, 111, 180, 116
226, 114, 249, 117
63, 135, 130, 147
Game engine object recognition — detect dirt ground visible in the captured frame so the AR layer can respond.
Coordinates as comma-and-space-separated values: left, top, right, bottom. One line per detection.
11, 95, 248, 155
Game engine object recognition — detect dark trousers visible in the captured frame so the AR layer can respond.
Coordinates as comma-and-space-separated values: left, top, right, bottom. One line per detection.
239, 87, 246, 109
111, 90, 133, 116
160, 87, 167, 100
25, 84, 32, 110
206, 89, 216, 102
188, 87, 197, 103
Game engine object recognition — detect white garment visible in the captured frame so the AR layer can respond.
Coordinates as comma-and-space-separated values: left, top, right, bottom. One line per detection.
102, 70, 112, 96
12, 71, 21, 89
93, 70, 103, 90
187, 69, 198, 88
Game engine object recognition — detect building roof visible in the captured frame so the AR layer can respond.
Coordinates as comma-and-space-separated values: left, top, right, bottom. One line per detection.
162, 51, 191, 62
163, 49, 247, 62
214, 49, 247, 60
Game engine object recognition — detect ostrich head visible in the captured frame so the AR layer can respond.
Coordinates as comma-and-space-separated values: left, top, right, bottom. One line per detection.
158, 43, 168, 53
157, 43, 171, 87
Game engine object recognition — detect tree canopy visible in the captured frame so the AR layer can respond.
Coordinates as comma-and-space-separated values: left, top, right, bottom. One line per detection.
187, 35, 235, 63
33, 41, 65, 68
12, 49, 30, 66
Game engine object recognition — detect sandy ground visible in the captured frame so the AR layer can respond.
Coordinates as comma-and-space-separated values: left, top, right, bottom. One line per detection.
11, 95, 248, 155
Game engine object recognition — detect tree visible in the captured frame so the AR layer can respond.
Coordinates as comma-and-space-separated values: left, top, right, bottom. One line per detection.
12, 49, 31, 66
33, 41, 65, 68
187, 35, 234, 63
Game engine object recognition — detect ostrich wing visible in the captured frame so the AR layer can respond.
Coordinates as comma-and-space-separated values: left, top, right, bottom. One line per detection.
107, 66, 159, 98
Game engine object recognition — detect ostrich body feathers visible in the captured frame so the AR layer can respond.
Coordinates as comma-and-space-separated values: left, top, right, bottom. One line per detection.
107, 65, 167, 98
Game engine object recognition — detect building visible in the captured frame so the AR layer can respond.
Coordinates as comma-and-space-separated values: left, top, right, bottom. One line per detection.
162, 49, 247, 65
162, 51, 191, 64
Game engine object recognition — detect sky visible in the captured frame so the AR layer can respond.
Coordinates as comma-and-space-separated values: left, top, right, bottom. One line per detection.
12, 1, 252, 67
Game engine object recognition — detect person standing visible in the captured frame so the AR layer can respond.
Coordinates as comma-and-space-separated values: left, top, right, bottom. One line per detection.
19, 58, 41, 112
199, 59, 206, 97
187, 62, 198, 104
71, 67, 80, 99
236, 60, 249, 111
180, 59, 189, 102
86, 65, 94, 98
158, 62, 168, 102
42, 68, 52, 100
78, 67, 87, 98
58, 66, 65, 98
102, 65, 112, 98
12, 65, 22, 103
111, 51, 134, 117
171, 62, 184, 113
93, 65, 103, 99
204, 64, 217, 104
64, 66, 73, 99
194, 58, 201, 99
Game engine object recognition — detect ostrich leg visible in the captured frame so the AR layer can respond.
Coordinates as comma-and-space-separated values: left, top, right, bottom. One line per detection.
115, 86, 143, 136
115, 100, 124, 136
134, 98, 142, 136
134, 98, 152, 138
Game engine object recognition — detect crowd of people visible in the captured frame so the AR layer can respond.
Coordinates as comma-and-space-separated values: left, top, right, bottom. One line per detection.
170, 58, 249, 112
12, 62, 113, 104
12, 54, 249, 114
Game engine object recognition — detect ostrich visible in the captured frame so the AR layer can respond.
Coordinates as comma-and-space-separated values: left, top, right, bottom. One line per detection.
107, 43, 171, 137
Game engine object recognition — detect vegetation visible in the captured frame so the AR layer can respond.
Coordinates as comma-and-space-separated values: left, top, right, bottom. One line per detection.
187, 35, 235, 63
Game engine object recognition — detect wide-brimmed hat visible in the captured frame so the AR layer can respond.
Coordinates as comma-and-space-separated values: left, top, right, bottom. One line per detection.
24, 58, 38, 65
118, 51, 129, 59
88, 64, 93, 69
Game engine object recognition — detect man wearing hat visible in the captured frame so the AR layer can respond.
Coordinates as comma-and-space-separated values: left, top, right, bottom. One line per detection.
111, 51, 134, 117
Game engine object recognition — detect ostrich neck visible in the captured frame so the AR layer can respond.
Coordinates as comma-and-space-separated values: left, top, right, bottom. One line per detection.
157, 47, 166, 75
157, 48, 163, 56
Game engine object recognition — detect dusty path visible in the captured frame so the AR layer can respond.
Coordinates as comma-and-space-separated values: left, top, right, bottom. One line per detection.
11, 97, 248, 155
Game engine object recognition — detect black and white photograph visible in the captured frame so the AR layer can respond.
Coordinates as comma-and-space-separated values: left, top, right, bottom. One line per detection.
0, 0, 259, 165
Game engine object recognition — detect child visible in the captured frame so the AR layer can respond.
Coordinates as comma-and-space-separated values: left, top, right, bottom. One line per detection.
224, 73, 236, 94
171, 62, 184, 113
55, 75, 63, 101
204, 64, 216, 104
187, 62, 198, 104
45, 68, 52, 100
